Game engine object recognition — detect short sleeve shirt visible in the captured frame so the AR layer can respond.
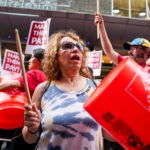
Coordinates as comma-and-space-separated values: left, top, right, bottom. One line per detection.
17, 70, 47, 97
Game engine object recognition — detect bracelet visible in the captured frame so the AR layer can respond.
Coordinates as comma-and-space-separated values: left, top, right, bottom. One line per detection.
28, 129, 39, 134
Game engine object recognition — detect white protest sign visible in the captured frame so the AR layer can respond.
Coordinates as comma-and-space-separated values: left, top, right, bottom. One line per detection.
86, 50, 102, 76
25, 18, 51, 54
2, 49, 21, 74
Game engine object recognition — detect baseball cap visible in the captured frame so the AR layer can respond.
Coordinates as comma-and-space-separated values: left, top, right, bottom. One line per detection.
123, 38, 150, 50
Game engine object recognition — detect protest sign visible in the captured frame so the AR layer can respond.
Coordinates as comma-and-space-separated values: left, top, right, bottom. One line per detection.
25, 18, 51, 54
2, 49, 21, 74
86, 50, 102, 76
84, 57, 150, 150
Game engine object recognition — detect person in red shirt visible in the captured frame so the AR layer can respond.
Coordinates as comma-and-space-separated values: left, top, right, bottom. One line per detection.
143, 58, 150, 73
94, 13, 150, 71
94, 13, 150, 150
0, 48, 46, 150
0, 48, 47, 97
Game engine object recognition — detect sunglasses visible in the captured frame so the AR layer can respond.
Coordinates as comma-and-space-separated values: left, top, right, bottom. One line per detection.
60, 42, 84, 52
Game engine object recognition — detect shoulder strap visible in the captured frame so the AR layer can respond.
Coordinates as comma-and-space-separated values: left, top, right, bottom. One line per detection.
42, 81, 50, 96
43, 81, 50, 94
37, 81, 51, 141
92, 79, 98, 87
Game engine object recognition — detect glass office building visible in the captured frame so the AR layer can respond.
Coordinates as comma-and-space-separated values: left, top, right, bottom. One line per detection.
0, 0, 150, 19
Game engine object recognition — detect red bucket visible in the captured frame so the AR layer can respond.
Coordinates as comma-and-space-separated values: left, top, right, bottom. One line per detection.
0, 75, 27, 129
84, 57, 150, 150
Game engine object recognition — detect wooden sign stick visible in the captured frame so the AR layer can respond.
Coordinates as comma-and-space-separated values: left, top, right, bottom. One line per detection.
97, 0, 100, 39
15, 29, 32, 105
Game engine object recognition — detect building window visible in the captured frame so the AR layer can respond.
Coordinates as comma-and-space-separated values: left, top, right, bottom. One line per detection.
0, 0, 150, 19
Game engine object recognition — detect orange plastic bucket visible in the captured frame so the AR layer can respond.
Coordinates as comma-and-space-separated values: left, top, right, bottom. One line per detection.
84, 57, 150, 150
0, 75, 27, 129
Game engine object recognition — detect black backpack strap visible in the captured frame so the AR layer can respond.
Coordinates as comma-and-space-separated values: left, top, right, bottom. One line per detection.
92, 79, 98, 87
34, 81, 51, 150
42, 81, 50, 95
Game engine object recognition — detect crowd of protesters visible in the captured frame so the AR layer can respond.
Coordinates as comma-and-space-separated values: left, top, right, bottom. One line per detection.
0, 13, 150, 150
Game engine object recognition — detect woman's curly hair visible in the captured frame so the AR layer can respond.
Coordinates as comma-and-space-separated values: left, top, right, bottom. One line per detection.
43, 30, 91, 81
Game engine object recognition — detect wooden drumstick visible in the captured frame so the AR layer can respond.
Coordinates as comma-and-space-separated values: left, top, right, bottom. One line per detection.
14, 29, 32, 105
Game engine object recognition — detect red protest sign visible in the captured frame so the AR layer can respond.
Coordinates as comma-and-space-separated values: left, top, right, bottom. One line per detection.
86, 51, 102, 76
84, 57, 150, 150
25, 18, 51, 54
2, 49, 21, 74
28, 22, 48, 45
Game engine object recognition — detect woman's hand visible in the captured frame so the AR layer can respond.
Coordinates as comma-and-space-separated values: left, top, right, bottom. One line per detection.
24, 103, 41, 134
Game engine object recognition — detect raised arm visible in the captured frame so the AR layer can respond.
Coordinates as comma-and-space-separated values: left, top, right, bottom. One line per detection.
95, 13, 120, 65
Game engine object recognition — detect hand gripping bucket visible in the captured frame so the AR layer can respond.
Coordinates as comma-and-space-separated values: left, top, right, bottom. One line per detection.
0, 75, 27, 129
84, 57, 150, 150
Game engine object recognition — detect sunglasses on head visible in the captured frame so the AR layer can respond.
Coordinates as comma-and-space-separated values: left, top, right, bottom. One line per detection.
60, 42, 84, 52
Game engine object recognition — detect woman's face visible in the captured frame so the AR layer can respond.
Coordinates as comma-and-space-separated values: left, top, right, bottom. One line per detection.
57, 37, 84, 71
28, 55, 41, 70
